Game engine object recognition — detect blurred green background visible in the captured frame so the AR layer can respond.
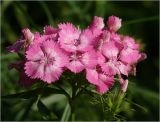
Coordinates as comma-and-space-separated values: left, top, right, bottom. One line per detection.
1, 1, 159, 121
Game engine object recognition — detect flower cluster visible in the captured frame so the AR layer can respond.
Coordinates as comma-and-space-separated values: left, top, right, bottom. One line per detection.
7, 16, 146, 94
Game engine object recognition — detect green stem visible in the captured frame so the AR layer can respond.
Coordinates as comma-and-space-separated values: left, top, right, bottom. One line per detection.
71, 112, 75, 122
69, 80, 76, 121
69, 97, 75, 121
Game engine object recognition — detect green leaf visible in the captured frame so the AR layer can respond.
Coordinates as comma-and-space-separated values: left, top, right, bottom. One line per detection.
37, 100, 58, 120
108, 98, 113, 108
37, 100, 50, 115
19, 98, 36, 120
2, 87, 68, 99
61, 102, 70, 121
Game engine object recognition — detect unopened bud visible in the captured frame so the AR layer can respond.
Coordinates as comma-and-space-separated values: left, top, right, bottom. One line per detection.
107, 16, 122, 32
121, 79, 128, 93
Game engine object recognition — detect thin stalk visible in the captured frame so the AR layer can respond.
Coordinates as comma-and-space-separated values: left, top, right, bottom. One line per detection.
71, 112, 75, 122
68, 80, 77, 121
61, 102, 70, 121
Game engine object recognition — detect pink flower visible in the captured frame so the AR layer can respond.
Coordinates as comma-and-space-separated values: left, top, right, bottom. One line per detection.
120, 48, 141, 64
101, 61, 118, 76
107, 16, 122, 32
96, 75, 114, 94
67, 50, 97, 73
115, 61, 131, 76
6, 15, 147, 94
100, 38, 131, 77
122, 36, 140, 50
25, 40, 69, 83
86, 65, 115, 94
58, 23, 93, 52
102, 41, 119, 60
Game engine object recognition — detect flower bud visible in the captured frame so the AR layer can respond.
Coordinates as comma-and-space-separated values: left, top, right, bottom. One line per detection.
90, 16, 104, 29
22, 28, 34, 44
121, 79, 128, 93
107, 16, 122, 32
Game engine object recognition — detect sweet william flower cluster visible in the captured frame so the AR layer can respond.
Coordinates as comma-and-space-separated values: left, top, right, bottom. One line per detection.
7, 16, 146, 94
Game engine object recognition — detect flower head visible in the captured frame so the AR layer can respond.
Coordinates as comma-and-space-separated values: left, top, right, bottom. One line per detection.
86, 65, 115, 94
25, 40, 68, 83
6, 15, 147, 94
58, 23, 93, 52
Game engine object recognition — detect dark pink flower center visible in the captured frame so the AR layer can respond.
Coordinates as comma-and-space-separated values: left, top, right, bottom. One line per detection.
40, 57, 55, 65
73, 39, 80, 46
70, 52, 82, 61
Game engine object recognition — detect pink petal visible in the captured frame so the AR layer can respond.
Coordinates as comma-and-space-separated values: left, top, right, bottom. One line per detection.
110, 33, 121, 42
120, 48, 141, 64
42, 41, 69, 67
81, 50, 97, 68
122, 36, 140, 50
78, 29, 93, 52
25, 61, 45, 79
97, 51, 106, 64
58, 23, 81, 52
96, 75, 114, 94
96, 30, 111, 51
26, 44, 44, 61
116, 61, 131, 76
42, 64, 63, 83
96, 81, 109, 94
67, 60, 85, 73
101, 30, 110, 43
101, 62, 117, 76
102, 41, 119, 59
86, 68, 99, 85
43, 26, 59, 41
43, 25, 59, 35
